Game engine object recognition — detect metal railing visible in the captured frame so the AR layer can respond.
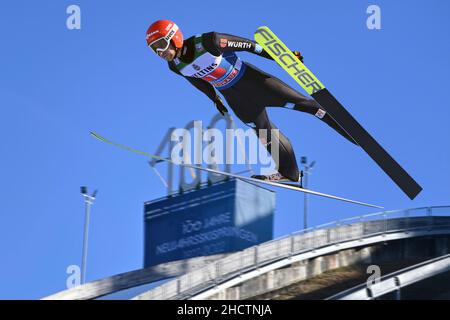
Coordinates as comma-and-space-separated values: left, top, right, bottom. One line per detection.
134, 206, 450, 300
327, 254, 450, 300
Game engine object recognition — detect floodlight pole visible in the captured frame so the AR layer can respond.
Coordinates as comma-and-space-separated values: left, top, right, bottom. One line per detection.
301, 157, 316, 230
80, 187, 97, 284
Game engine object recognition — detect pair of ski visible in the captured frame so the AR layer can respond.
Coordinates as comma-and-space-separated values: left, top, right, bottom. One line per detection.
91, 26, 422, 209
90, 131, 381, 208
253, 26, 421, 200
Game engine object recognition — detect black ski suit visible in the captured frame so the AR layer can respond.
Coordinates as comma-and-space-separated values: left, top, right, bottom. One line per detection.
168, 32, 356, 181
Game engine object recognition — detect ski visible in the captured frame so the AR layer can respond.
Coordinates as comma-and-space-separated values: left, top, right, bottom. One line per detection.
254, 26, 422, 200
90, 131, 383, 209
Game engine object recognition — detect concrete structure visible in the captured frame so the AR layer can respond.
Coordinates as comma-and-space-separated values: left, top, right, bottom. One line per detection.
134, 206, 450, 300
43, 253, 230, 300
44, 206, 450, 300
327, 254, 450, 300
198, 236, 450, 300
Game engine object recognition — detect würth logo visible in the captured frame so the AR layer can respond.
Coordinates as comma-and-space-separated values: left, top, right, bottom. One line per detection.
226, 41, 252, 49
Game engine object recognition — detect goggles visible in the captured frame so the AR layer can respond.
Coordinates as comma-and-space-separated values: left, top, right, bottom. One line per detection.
148, 24, 179, 55
149, 38, 171, 54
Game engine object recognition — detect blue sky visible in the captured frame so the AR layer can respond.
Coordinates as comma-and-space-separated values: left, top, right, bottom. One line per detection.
0, 0, 449, 299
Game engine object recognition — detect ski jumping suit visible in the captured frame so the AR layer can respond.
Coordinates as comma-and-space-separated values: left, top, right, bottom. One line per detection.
168, 32, 356, 182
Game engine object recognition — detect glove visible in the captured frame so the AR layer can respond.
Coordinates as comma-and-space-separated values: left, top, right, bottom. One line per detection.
293, 51, 304, 63
214, 96, 228, 116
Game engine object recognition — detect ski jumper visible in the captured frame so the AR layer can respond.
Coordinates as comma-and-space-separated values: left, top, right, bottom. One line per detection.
168, 32, 356, 181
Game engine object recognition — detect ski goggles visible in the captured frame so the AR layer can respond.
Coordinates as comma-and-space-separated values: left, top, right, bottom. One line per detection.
149, 38, 171, 54
148, 24, 179, 55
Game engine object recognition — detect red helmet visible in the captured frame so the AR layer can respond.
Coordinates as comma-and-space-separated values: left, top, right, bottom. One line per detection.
146, 20, 183, 53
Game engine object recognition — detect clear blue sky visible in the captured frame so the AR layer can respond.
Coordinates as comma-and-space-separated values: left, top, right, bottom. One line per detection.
0, 0, 449, 299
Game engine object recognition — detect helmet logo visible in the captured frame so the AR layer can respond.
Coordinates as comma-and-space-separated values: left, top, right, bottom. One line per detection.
163, 24, 178, 42
193, 64, 201, 71
164, 29, 176, 41
146, 30, 159, 40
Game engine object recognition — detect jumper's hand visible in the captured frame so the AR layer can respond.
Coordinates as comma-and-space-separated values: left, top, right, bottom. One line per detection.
214, 97, 228, 116
293, 51, 304, 63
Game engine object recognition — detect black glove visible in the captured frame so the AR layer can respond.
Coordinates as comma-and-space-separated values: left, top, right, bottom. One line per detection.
293, 51, 304, 63
214, 96, 228, 116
